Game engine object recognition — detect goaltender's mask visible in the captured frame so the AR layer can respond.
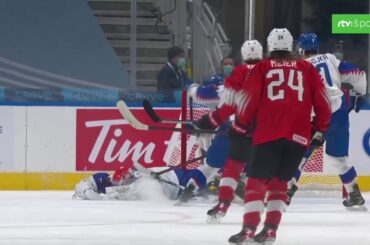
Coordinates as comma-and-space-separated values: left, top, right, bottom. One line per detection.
111, 166, 139, 186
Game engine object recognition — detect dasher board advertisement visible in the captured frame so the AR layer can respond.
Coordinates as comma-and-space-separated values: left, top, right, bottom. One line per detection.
76, 108, 195, 171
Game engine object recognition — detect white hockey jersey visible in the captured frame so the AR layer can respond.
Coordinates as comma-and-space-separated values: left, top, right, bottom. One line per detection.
306, 53, 367, 113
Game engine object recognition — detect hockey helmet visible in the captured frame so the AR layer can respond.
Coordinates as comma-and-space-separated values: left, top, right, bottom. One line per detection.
203, 74, 224, 86
241, 40, 263, 61
267, 28, 293, 53
298, 32, 319, 54
112, 166, 136, 186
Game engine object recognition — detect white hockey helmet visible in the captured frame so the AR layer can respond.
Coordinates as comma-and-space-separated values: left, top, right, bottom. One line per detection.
267, 28, 293, 53
241, 40, 263, 61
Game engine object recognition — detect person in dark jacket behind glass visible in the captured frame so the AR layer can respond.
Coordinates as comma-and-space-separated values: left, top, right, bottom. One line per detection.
157, 46, 190, 92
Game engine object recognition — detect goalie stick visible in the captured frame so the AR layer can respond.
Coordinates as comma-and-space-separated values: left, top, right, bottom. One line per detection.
117, 100, 224, 134
143, 99, 194, 124
133, 161, 185, 190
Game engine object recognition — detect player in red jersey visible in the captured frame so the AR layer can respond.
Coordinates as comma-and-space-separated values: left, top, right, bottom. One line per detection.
228, 28, 332, 245
193, 40, 263, 223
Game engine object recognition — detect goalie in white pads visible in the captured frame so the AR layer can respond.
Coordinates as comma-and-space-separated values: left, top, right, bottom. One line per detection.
74, 164, 211, 201
288, 32, 367, 210
73, 166, 140, 200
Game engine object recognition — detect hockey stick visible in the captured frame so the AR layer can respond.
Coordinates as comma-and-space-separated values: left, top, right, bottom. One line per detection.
133, 162, 185, 190
189, 96, 194, 121
117, 100, 223, 134
152, 154, 207, 178
142, 99, 194, 124
297, 145, 319, 170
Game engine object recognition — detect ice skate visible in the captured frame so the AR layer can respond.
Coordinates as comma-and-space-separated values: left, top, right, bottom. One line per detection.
206, 200, 230, 223
343, 184, 367, 211
254, 224, 277, 245
228, 226, 258, 245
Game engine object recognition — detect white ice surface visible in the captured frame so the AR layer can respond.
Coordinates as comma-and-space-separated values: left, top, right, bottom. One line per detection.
0, 191, 369, 245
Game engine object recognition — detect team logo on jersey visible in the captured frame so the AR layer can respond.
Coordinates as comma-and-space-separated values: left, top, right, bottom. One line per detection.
363, 128, 370, 157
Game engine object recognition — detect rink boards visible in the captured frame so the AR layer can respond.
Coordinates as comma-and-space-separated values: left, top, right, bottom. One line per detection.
0, 106, 370, 190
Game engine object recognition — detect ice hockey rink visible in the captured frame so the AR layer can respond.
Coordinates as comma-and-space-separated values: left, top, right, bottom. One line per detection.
0, 191, 369, 245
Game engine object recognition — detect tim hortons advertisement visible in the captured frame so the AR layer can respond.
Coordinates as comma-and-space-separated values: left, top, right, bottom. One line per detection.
76, 108, 188, 171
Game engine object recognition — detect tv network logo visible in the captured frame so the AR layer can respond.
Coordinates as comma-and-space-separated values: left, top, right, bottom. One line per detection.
332, 14, 370, 34
337, 20, 352, 28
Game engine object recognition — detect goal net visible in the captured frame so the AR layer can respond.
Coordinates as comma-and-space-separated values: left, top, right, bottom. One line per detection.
163, 96, 212, 170
295, 146, 343, 197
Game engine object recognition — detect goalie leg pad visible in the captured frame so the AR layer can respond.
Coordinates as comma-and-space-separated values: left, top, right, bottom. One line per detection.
74, 180, 97, 200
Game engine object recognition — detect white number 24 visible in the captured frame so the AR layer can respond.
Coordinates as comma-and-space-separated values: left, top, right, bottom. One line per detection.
267, 69, 303, 102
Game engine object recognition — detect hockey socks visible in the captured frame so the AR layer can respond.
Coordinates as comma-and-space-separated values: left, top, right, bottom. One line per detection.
243, 177, 268, 229
219, 159, 245, 202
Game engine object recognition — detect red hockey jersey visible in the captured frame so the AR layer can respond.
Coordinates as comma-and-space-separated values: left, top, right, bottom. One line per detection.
236, 58, 331, 147
214, 64, 256, 123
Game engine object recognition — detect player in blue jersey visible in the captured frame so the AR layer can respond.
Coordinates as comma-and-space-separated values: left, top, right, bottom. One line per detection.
183, 56, 236, 198
288, 32, 367, 210
184, 41, 263, 206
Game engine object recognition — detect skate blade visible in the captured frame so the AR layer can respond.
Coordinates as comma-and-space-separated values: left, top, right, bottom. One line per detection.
345, 205, 368, 212
229, 241, 260, 245
174, 201, 188, 206
206, 215, 222, 224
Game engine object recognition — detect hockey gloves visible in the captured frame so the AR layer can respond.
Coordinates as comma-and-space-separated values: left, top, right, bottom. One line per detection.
193, 112, 221, 130
310, 131, 325, 147
229, 121, 249, 138
349, 90, 364, 113
353, 95, 364, 113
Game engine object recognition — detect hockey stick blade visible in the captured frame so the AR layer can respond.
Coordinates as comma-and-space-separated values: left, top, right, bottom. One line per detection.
117, 100, 149, 130
133, 162, 185, 190
143, 99, 194, 124
117, 100, 224, 134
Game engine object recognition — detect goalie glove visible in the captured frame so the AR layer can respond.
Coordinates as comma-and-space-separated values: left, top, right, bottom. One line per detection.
310, 131, 325, 147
